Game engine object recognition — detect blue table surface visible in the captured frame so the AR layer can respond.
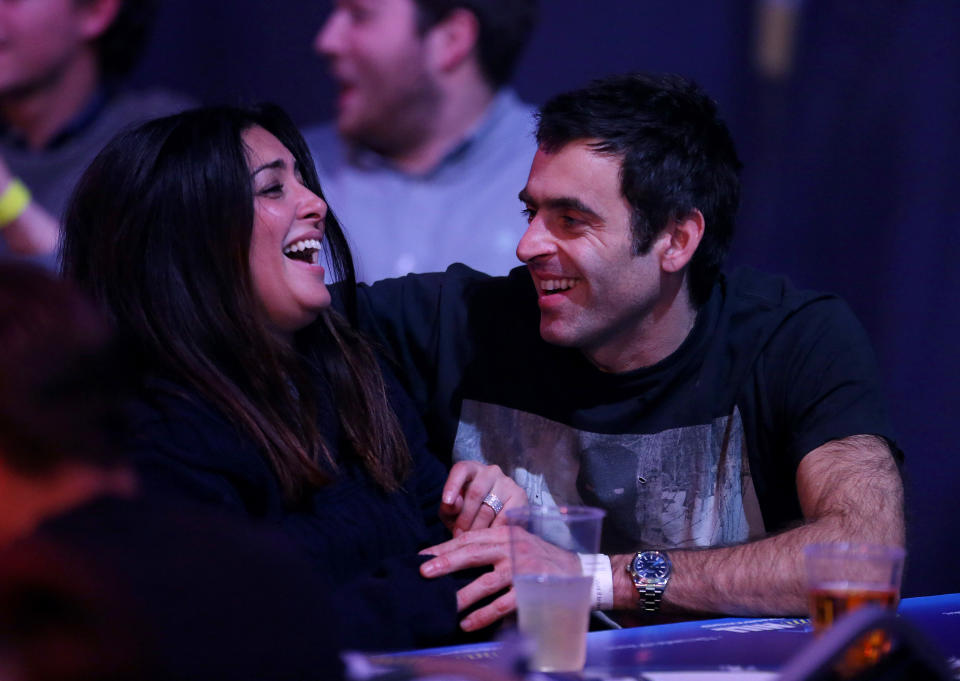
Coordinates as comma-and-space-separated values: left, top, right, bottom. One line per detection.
370, 593, 960, 674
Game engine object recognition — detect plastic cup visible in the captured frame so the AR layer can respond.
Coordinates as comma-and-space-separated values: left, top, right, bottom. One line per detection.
804, 542, 906, 674
506, 506, 604, 673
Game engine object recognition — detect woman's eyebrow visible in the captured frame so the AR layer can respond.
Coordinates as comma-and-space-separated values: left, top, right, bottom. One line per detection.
250, 159, 285, 177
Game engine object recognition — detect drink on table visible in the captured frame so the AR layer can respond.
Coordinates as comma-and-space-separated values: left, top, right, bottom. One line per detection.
506, 505, 605, 673
514, 574, 593, 672
804, 543, 905, 676
809, 584, 899, 634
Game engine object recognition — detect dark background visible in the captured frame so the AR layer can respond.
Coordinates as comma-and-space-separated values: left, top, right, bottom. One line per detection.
130, 0, 959, 597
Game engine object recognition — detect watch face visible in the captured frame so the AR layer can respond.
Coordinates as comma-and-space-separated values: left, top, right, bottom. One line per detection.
634, 552, 670, 579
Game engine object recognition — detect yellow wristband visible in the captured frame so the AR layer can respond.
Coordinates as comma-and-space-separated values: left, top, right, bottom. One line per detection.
0, 178, 31, 229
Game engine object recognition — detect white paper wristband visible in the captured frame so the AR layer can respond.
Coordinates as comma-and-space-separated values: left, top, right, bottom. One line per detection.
577, 553, 614, 610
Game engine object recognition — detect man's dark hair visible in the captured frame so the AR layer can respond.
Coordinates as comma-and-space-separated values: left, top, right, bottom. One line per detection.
0, 264, 128, 474
413, 0, 537, 88
83, 0, 158, 78
536, 72, 742, 307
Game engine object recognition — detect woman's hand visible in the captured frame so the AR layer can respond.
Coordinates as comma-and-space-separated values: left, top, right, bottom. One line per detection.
439, 461, 527, 535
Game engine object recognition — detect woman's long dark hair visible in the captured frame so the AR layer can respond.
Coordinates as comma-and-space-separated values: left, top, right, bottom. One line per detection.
60, 104, 410, 503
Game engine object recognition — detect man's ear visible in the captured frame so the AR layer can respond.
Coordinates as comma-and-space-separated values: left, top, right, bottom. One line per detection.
661, 209, 705, 273
424, 8, 480, 74
76, 0, 123, 42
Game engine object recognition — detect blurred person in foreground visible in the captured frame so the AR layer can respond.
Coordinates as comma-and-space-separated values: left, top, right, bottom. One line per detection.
0, 263, 344, 681
0, 0, 190, 263
345, 72, 906, 628
305, 0, 538, 280
60, 103, 524, 646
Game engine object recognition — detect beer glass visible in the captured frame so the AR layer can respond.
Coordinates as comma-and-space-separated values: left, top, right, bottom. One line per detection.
804, 542, 906, 674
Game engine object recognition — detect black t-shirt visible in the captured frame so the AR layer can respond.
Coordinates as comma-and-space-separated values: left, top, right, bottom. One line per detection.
350, 265, 899, 553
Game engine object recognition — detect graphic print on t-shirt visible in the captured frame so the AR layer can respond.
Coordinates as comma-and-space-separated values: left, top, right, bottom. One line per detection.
452, 400, 766, 553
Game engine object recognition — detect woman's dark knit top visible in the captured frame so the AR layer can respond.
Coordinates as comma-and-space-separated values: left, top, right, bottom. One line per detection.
122, 356, 463, 650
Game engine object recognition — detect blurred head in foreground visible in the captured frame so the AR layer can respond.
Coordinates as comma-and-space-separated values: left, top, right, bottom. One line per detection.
0, 265, 344, 681
0, 263, 133, 544
0, 263, 141, 681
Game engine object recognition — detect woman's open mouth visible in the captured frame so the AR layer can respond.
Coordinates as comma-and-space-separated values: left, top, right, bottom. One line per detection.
283, 238, 322, 265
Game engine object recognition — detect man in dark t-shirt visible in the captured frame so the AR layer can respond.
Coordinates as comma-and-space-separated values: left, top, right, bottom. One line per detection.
346, 73, 905, 629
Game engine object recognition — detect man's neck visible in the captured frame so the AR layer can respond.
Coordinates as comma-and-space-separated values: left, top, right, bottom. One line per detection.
0, 49, 100, 150
388, 74, 496, 175
585, 281, 700, 374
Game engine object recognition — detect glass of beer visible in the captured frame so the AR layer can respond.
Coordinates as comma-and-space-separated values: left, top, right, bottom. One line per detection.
804, 542, 906, 675
506, 506, 605, 673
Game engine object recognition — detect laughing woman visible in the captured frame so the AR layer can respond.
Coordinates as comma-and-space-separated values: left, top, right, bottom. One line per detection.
59, 105, 524, 649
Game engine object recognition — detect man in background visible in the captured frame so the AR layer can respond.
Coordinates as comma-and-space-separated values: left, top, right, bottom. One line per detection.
0, 0, 190, 263
306, 0, 538, 281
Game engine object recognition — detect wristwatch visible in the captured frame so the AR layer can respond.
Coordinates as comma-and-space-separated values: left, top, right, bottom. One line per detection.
626, 550, 672, 613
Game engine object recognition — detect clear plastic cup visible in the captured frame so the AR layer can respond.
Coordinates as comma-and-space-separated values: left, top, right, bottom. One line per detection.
506, 506, 605, 672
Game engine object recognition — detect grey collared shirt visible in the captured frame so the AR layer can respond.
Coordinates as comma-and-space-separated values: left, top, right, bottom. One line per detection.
304, 90, 537, 281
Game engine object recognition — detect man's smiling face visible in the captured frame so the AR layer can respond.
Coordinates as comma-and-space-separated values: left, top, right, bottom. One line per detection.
517, 140, 670, 367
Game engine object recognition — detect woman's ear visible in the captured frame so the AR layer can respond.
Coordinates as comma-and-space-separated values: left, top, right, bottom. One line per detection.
661, 209, 705, 273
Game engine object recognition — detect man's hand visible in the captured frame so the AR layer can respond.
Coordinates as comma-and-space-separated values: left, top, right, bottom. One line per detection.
439, 461, 527, 535
420, 526, 579, 631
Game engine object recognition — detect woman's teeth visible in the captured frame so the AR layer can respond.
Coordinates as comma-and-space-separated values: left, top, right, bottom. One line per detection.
283, 239, 322, 264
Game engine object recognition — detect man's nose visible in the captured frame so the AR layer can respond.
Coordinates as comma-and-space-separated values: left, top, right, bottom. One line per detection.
516, 218, 554, 264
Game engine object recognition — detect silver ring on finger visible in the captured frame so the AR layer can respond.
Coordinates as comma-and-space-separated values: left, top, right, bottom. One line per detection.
481, 492, 504, 515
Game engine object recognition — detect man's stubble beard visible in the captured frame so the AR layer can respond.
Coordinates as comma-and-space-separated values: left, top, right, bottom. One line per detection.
341, 71, 443, 160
